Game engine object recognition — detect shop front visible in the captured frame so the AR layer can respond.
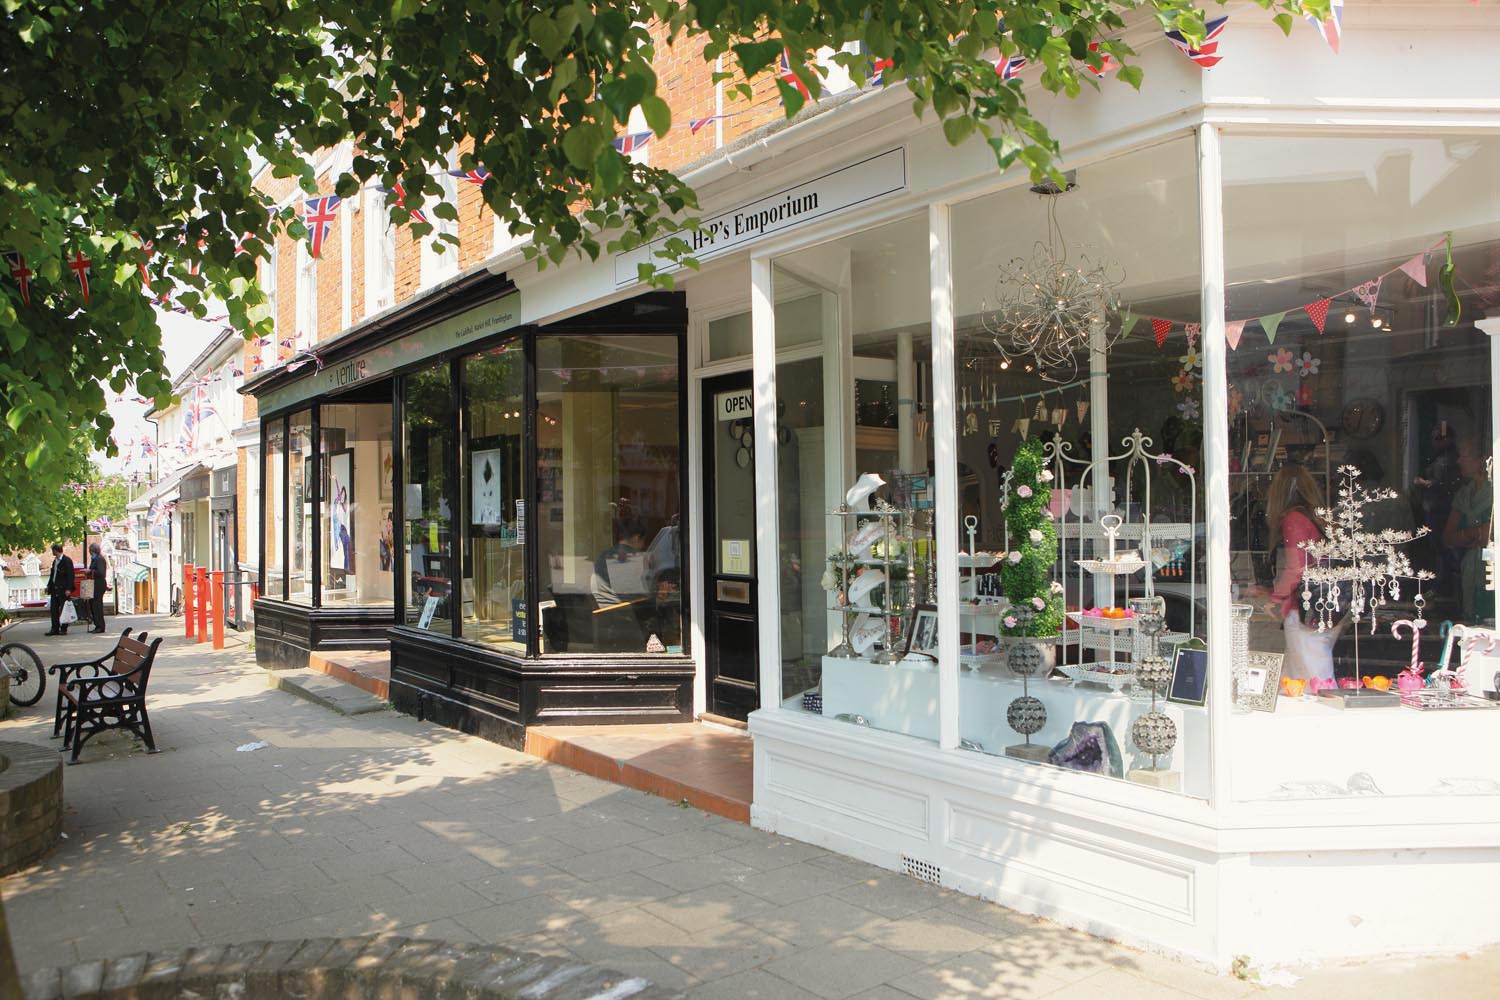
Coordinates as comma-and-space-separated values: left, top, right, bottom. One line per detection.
244, 272, 694, 745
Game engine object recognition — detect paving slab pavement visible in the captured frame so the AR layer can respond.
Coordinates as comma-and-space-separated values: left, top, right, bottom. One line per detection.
3, 613, 1498, 998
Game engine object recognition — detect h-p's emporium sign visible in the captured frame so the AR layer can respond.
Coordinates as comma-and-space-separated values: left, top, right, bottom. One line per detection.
259, 291, 521, 413
613, 148, 906, 287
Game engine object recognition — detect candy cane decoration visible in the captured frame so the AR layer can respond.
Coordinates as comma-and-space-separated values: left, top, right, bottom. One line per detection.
1390, 618, 1425, 679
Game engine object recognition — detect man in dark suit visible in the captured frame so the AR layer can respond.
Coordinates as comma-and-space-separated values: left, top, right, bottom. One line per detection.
87, 542, 109, 634
44, 543, 76, 636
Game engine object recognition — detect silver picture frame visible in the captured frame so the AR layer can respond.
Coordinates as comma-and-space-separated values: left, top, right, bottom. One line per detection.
1238, 651, 1284, 713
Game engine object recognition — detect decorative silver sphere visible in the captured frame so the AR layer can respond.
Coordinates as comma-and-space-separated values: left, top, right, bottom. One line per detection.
1007, 695, 1047, 736
1007, 640, 1046, 678
1136, 656, 1172, 697
1131, 711, 1177, 757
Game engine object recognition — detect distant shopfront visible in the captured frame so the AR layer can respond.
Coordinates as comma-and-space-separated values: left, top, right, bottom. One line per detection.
243, 274, 692, 745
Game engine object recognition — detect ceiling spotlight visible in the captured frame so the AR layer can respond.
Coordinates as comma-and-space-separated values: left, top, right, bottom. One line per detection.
1344, 312, 1357, 325
1371, 317, 1383, 329
999, 360, 1010, 370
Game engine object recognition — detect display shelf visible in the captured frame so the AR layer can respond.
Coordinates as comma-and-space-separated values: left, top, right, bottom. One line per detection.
958, 553, 1004, 570
1060, 663, 1135, 692
1076, 557, 1148, 575
1066, 611, 1137, 631
1056, 520, 1194, 541
818, 654, 1208, 796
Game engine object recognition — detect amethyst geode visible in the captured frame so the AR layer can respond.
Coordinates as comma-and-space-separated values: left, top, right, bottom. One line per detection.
1047, 721, 1124, 778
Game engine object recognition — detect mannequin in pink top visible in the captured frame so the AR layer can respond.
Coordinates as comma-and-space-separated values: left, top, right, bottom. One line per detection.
1247, 463, 1335, 680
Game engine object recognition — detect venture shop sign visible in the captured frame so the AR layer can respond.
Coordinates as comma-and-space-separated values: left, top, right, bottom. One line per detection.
613, 148, 906, 287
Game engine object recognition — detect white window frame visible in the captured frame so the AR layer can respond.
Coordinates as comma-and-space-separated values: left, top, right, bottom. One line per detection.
421, 160, 461, 288
261, 242, 279, 370
364, 187, 397, 316
296, 238, 317, 349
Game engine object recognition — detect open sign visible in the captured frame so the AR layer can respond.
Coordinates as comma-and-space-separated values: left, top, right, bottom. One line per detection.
716, 389, 754, 422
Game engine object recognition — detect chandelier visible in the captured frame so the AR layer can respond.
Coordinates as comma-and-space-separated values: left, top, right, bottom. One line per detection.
981, 183, 1125, 383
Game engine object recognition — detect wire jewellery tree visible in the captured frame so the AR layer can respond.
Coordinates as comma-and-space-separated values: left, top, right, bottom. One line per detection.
1301, 464, 1434, 703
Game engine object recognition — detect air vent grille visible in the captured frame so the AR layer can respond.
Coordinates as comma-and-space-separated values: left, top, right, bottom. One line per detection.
901, 854, 941, 885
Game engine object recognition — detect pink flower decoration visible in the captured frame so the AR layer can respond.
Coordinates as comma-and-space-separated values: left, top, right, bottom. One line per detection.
1004, 615, 1018, 629
1039, 470, 1054, 482
1008, 551, 1023, 564
1031, 596, 1046, 610
1269, 348, 1295, 373
1016, 485, 1033, 498
1028, 529, 1043, 543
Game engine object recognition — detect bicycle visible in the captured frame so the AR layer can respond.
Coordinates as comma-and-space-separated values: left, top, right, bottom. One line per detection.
1, 638, 45, 708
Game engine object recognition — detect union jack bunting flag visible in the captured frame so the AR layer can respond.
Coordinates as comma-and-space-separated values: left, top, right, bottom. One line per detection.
3, 251, 32, 306
777, 49, 818, 101
1306, 0, 1343, 54
1082, 41, 1118, 77
613, 131, 653, 154
135, 237, 155, 289
379, 182, 428, 225
1165, 15, 1228, 68
997, 55, 1028, 81
303, 195, 341, 257
689, 115, 726, 135
193, 383, 217, 423
68, 249, 92, 304
867, 56, 894, 87
448, 167, 490, 185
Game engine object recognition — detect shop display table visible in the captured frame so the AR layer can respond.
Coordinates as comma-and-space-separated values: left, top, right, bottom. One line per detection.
819, 654, 1209, 796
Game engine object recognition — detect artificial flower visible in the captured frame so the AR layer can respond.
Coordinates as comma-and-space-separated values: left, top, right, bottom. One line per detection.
1008, 551, 1023, 564
1178, 347, 1201, 370
1031, 596, 1046, 610
1297, 352, 1321, 377
1269, 348, 1295, 373
1028, 529, 1043, 543
1177, 398, 1201, 420
1039, 469, 1054, 482
1016, 485, 1033, 498
1004, 615, 1018, 629
1050, 581, 1064, 594
1170, 370, 1196, 394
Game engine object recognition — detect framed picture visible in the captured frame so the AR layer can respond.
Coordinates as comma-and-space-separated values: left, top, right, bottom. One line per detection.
905, 604, 939, 657
327, 448, 354, 574
1238, 651, 1284, 713
378, 439, 394, 501
1167, 645, 1210, 706
471, 447, 504, 526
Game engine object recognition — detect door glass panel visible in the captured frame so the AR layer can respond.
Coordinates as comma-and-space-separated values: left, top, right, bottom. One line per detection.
462, 342, 527, 652
403, 363, 456, 633
288, 410, 314, 605
712, 385, 756, 578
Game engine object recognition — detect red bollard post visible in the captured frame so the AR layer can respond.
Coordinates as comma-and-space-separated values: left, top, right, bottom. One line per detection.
209, 570, 225, 650
183, 564, 196, 639
195, 567, 208, 643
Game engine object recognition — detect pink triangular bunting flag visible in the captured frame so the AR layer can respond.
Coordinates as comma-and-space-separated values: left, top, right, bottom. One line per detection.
1225, 320, 1246, 350
1150, 317, 1173, 348
1399, 254, 1428, 288
1305, 298, 1330, 334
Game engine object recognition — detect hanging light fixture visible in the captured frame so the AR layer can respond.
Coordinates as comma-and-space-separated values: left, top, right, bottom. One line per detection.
981, 176, 1126, 384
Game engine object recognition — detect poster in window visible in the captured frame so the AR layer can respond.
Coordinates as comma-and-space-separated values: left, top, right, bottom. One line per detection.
471, 448, 504, 526
378, 439, 394, 500
328, 449, 354, 573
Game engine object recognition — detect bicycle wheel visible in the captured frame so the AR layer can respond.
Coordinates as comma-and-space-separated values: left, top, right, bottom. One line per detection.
1, 642, 45, 707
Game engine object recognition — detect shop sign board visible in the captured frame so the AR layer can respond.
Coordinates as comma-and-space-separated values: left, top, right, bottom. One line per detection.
613, 148, 907, 287
259, 290, 522, 414
716, 389, 753, 422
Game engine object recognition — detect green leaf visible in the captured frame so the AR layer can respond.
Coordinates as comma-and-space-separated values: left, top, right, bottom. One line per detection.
942, 116, 975, 146
641, 95, 671, 137
562, 124, 603, 168
391, 0, 421, 23
1273, 13, 1294, 36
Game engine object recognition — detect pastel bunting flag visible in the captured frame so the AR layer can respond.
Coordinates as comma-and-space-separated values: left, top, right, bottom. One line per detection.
1399, 254, 1429, 287
1119, 309, 1138, 339
1351, 277, 1382, 308
1014, 417, 1031, 438
1305, 298, 1331, 334
1224, 319, 1246, 350
1184, 322, 1201, 346
1259, 311, 1287, 344
1150, 317, 1173, 348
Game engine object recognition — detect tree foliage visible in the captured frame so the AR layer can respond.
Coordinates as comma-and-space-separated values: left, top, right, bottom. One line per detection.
0, 0, 1321, 512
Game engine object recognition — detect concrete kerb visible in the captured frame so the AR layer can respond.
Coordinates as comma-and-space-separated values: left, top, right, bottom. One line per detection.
20, 935, 681, 999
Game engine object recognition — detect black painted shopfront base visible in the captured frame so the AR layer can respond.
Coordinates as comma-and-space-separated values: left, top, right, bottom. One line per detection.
389, 627, 695, 750
253, 599, 394, 671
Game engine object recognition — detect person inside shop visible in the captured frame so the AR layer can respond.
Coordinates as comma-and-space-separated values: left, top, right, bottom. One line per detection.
1443, 435, 1494, 624
1245, 462, 1334, 681
637, 568, 682, 649
591, 518, 649, 609
43, 542, 76, 636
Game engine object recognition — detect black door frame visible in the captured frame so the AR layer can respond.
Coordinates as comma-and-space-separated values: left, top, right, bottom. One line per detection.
700, 370, 760, 720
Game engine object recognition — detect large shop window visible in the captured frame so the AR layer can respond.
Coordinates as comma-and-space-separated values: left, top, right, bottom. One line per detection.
287, 410, 315, 605
462, 343, 526, 652
946, 137, 1206, 795
774, 213, 938, 743
403, 363, 457, 633
319, 402, 395, 607
535, 335, 683, 654
1223, 134, 1500, 802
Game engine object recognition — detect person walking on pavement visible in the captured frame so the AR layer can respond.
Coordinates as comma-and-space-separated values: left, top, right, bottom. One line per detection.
44, 543, 76, 635
87, 542, 109, 634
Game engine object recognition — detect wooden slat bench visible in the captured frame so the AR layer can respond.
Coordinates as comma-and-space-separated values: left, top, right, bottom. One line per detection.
49, 628, 143, 737
50, 633, 163, 764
